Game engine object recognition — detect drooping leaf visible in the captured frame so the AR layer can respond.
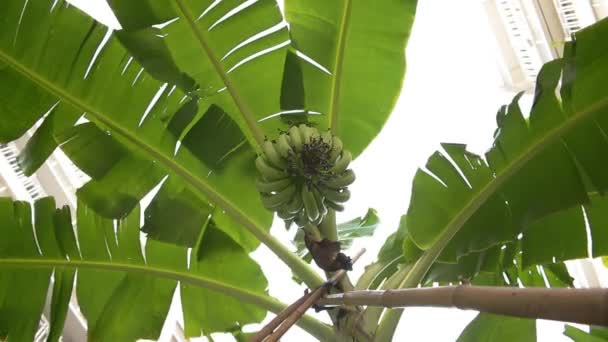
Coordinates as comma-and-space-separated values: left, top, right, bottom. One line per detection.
142, 177, 212, 247
336, 208, 380, 248
280, 50, 305, 111
284, 0, 418, 157
457, 313, 536, 342
293, 208, 379, 260
33, 198, 75, 342
115, 27, 196, 91
58, 122, 128, 179
179, 104, 248, 172
17, 106, 80, 176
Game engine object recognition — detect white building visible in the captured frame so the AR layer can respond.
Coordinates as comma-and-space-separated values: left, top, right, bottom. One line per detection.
484, 0, 608, 91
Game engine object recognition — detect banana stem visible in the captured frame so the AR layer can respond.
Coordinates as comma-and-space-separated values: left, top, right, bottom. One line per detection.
318, 210, 354, 291
319, 209, 338, 241
303, 223, 323, 241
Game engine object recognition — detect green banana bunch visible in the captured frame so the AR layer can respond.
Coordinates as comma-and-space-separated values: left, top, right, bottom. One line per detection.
255, 124, 355, 227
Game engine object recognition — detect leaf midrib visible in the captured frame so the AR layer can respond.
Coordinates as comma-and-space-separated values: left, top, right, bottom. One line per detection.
0, 48, 323, 288
0, 257, 271, 306
329, 0, 352, 134
173, 0, 265, 145
0, 257, 333, 340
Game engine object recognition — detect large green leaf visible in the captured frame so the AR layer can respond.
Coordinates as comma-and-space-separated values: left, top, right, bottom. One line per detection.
17, 106, 80, 176
181, 218, 268, 336
0, 197, 331, 341
404, 17, 608, 278
423, 241, 574, 287
375, 18, 608, 341
284, 0, 418, 157
107, 0, 293, 145
0, 0, 323, 286
456, 313, 536, 342
564, 325, 608, 342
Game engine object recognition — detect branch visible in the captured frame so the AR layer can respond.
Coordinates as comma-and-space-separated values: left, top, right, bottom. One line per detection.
318, 285, 608, 327
251, 249, 366, 342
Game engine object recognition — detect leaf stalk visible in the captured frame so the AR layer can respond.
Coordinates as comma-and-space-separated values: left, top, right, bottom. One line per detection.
320, 286, 608, 327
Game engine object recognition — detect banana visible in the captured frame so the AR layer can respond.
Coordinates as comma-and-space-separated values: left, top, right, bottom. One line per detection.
312, 186, 328, 218
284, 219, 294, 230
288, 126, 303, 151
329, 150, 352, 174
294, 211, 307, 228
329, 136, 343, 161
255, 156, 287, 181
325, 200, 345, 212
299, 124, 313, 144
320, 130, 333, 145
285, 192, 303, 214
301, 185, 319, 223
255, 126, 355, 222
261, 183, 296, 209
277, 209, 296, 220
276, 134, 293, 158
260, 194, 282, 210
310, 127, 320, 142
324, 169, 355, 189
320, 187, 351, 203
255, 177, 291, 194
263, 140, 287, 169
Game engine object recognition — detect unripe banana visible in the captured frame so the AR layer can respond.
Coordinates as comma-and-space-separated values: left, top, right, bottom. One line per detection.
299, 124, 313, 144
329, 136, 343, 161
255, 156, 287, 181
288, 126, 303, 151
325, 200, 345, 212
301, 186, 319, 223
263, 140, 287, 169
284, 219, 294, 230
277, 209, 296, 220
330, 150, 352, 174
255, 126, 355, 226
312, 186, 327, 219
285, 192, 303, 214
320, 187, 351, 203
310, 127, 320, 141
294, 211, 307, 228
261, 183, 296, 209
324, 169, 356, 189
276, 134, 293, 158
321, 130, 333, 145
255, 177, 291, 194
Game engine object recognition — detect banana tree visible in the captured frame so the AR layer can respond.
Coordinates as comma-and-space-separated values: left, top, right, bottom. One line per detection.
1, 0, 608, 341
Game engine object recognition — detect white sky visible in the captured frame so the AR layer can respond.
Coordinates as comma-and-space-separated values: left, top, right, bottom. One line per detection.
66, 0, 581, 341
